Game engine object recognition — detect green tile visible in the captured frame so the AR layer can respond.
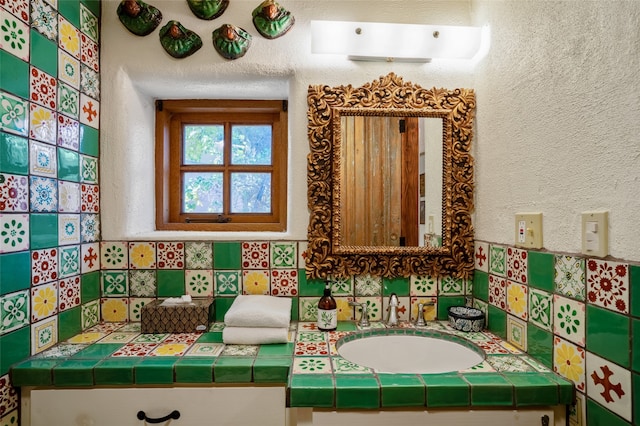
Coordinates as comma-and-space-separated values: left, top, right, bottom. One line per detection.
0, 251, 31, 295
299, 276, 325, 297
57, 148, 80, 182
634, 319, 640, 373
80, 124, 99, 156
383, 276, 410, 296
29, 213, 58, 249
527, 323, 553, 368
540, 372, 574, 404
156, 270, 185, 297
73, 343, 122, 359
58, 306, 82, 342
463, 373, 513, 406
0, 53, 29, 99
437, 296, 466, 320
335, 375, 380, 409
473, 270, 489, 302
336, 322, 358, 331
58, 0, 81, 27
53, 359, 99, 386
422, 373, 470, 407
215, 297, 235, 322
378, 374, 425, 407
135, 358, 177, 384
289, 374, 334, 407
258, 343, 294, 357
253, 357, 291, 383
94, 357, 140, 385
81, 0, 101, 17
0, 326, 30, 376
213, 242, 241, 269
631, 265, 640, 317
0, 132, 28, 174
9, 359, 59, 386
503, 373, 559, 406
290, 296, 299, 321
214, 357, 253, 383
175, 358, 215, 383
30, 30, 57, 77
196, 331, 223, 343
487, 304, 507, 338
586, 304, 630, 368
587, 398, 631, 426
528, 251, 554, 292
81, 271, 101, 303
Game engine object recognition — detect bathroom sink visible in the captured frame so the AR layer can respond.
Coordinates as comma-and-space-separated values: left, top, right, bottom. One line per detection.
337, 330, 485, 374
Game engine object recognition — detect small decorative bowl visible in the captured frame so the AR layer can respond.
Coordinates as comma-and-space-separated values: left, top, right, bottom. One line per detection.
447, 306, 485, 332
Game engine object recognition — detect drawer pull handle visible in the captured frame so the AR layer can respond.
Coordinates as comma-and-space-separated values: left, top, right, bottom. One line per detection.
136, 410, 181, 423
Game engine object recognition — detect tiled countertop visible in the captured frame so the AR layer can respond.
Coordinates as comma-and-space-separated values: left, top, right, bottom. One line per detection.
10, 321, 574, 409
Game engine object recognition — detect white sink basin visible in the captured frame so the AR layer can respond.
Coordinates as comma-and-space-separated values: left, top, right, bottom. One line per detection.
337, 331, 484, 374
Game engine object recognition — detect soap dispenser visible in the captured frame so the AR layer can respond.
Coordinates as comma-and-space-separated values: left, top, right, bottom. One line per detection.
317, 280, 337, 331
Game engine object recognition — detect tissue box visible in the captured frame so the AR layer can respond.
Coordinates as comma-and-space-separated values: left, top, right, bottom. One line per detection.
141, 298, 214, 333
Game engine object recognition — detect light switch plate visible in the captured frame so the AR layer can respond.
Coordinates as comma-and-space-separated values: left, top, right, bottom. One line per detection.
581, 211, 608, 257
514, 213, 543, 249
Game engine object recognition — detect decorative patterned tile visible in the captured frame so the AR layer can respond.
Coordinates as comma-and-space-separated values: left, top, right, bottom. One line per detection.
100, 241, 128, 269
569, 391, 586, 426
58, 213, 80, 245
185, 242, 212, 269
332, 356, 372, 373
474, 241, 489, 272
29, 104, 56, 144
58, 15, 80, 58
79, 3, 99, 42
242, 270, 270, 295
29, 140, 57, 177
31, 316, 58, 354
555, 255, 586, 300
101, 297, 129, 323
80, 33, 99, 72
506, 247, 527, 284
0, 289, 29, 334
355, 274, 382, 296
270, 269, 298, 296
97, 331, 139, 345
58, 48, 80, 88
292, 357, 331, 373
528, 287, 553, 331
80, 154, 98, 183
58, 181, 80, 212
129, 297, 152, 321
214, 271, 240, 296
586, 351, 631, 421
221, 344, 258, 356
30, 281, 57, 321
80, 213, 100, 242
586, 259, 629, 314
57, 83, 79, 120
30, 66, 57, 110
410, 275, 437, 296
506, 280, 527, 320
298, 298, 318, 322
185, 269, 214, 296
0, 91, 28, 136
58, 275, 80, 312
80, 64, 100, 100
30, 0, 58, 41
553, 295, 585, 346
554, 336, 586, 392
102, 271, 128, 297
149, 342, 191, 357
65, 331, 105, 344
489, 245, 506, 276
157, 241, 184, 269
29, 176, 57, 212
410, 297, 436, 322
81, 242, 100, 273
31, 248, 58, 285
129, 242, 156, 269
79, 93, 99, 128
112, 342, 157, 357
506, 314, 527, 351
488, 274, 506, 309
487, 355, 535, 372
2, 0, 29, 22
185, 343, 224, 357
0, 374, 19, 421
129, 270, 156, 297
270, 242, 296, 268
439, 276, 464, 295
0, 213, 29, 253
242, 241, 269, 269
32, 342, 84, 359
58, 245, 80, 277
0, 8, 29, 61
297, 241, 307, 268
0, 173, 28, 212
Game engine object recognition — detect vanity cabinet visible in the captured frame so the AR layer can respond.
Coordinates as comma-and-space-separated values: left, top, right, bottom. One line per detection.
22, 386, 287, 426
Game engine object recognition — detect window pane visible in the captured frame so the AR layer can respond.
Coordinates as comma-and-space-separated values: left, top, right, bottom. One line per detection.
231, 125, 272, 165
183, 125, 224, 165
231, 173, 271, 213
183, 172, 223, 213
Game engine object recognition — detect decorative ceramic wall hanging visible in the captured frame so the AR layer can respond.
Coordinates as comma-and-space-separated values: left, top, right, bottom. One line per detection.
186, 0, 229, 20
117, 0, 163, 36
252, 0, 294, 39
159, 21, 203, 58
212, 24, 252, 59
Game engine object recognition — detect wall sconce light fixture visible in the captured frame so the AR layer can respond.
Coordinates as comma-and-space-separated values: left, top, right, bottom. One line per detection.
311, 20, 489, 62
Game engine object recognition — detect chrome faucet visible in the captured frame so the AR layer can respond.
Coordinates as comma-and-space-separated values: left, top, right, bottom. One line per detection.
414, 301, 435, 326
349, 301, 370, 328
386, 293, 399, 326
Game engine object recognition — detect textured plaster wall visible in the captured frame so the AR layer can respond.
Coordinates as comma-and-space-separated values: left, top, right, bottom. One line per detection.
472, 1, 640, 261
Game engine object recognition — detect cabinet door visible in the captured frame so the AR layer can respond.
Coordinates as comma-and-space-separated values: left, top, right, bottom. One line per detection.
29, 387, 286, 426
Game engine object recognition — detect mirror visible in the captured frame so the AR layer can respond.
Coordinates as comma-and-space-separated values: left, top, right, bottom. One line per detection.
306, 73, 475, 278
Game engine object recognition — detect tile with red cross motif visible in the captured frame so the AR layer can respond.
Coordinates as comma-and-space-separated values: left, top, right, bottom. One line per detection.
80, 33, 99, 72
586, 259, 629, 314
586, 351, 632, 421
80, 93, 99, 128
31, 248, 59, 286
270, 269, 298, 296
474, 241, 489, 272
30, 66, 57, 110
58, 276, 81, 312
506, 247, 528, 284
242, 241, 270, 269
488, 274, 507, 309
157, 242, 185, 269
81, 183, 99, 213
81, 242, 100, 273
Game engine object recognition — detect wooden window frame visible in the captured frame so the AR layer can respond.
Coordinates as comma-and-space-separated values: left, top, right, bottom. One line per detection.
155, 99, 288, 232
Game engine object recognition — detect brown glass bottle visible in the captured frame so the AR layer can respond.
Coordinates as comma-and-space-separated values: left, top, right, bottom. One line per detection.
317, 281, 337, 331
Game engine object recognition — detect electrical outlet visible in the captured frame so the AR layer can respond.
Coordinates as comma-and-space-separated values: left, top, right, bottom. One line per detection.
582, 211, 608, 257
514, 213, 543, 249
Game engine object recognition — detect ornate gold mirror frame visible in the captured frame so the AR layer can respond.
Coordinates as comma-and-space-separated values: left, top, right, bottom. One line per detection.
306, 73, 476, 279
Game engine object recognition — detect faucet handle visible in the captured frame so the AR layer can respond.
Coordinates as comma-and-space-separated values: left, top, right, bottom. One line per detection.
349, 301, 370, 328
414, 303, 426, 326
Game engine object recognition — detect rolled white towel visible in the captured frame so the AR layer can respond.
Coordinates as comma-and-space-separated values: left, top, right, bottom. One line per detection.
224, 295, 291, 328
222, 326, 289, 345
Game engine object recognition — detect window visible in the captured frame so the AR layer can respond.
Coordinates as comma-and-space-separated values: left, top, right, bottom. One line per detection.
156, 100, 287, 231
